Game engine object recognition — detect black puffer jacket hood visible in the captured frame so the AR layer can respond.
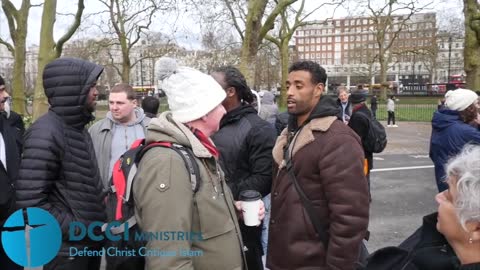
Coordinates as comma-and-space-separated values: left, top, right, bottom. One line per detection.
288, 95, 341, 132
43, 57, 103, 129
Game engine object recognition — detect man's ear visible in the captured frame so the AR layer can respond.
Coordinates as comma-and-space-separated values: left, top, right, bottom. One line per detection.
466, 220, 480, 242
314, 83, 324, 98
226, 87, 236, 98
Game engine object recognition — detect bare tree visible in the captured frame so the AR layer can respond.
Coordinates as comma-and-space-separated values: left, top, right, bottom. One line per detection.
463, 0, 480, 89
32, 0, 85, 120
98, 0, 175, 83
220, 0, 298, 85
0, 0, 40, 115
265, 0, 345, 105
362, 0, 432, 100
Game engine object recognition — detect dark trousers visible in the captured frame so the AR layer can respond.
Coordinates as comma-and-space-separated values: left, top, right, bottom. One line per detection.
372, 109, 377, 119
240, 223, 264, 270
0, 235, 22, 270
387, 111, 396, 125
43, 255, 101, 270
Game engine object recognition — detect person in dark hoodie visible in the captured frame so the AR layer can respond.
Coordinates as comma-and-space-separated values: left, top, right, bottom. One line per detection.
267, 60, 370, 270
0, 89, 22, 270
16, 58, 106, 270
429, 88, 480, 192
348, 89, 374, 192
211, 66, 277, 270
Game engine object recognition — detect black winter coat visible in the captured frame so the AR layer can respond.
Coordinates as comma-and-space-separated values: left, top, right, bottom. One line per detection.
348, 103, 373, 172
212, 104, 277, 270
16, 58, 106, 255
0, 114, 21, 224
365, 213, 480, 270
212, 104, 276, 199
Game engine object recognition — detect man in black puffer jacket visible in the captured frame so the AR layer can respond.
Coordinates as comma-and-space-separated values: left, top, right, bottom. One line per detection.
211, 66, 277, 270
16, 58, 106, 270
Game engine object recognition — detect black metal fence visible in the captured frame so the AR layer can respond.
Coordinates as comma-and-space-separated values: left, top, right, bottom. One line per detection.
373, 104, 437, 122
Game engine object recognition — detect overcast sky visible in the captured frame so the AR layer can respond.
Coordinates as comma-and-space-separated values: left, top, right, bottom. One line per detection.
0, 0, 463, 51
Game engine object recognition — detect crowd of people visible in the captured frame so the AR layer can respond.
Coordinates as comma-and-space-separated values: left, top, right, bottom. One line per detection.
0, 57, 479, 270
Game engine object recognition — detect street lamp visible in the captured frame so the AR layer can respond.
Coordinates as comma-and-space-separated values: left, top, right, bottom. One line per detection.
447, 36, 452, 83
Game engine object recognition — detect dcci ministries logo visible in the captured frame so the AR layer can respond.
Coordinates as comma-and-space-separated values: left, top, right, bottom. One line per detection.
1, 207, 62, 267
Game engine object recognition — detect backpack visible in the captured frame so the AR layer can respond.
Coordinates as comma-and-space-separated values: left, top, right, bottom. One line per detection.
357, 111, 387, 153
103, 139, 200, 270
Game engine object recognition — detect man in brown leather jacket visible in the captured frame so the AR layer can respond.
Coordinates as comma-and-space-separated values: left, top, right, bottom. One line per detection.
267, 60, 370, 270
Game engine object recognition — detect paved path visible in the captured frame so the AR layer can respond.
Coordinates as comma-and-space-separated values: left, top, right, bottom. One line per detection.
367, 121, 437, 251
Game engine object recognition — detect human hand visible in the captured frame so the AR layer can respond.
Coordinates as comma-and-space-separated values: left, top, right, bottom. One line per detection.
234, 200, 266, 224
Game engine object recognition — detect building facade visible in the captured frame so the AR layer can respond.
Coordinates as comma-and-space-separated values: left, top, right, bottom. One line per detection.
294, 12, 463, 91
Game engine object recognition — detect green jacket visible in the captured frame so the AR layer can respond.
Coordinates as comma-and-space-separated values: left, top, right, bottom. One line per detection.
133, 112, 246, 270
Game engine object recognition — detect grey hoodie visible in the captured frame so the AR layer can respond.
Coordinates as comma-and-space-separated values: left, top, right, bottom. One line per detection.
89, 107, 150, 188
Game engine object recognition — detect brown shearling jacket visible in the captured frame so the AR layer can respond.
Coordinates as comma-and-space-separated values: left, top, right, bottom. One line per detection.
267, 116, 370, 270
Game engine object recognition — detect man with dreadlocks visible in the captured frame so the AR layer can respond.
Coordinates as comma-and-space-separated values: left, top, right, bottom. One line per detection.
211, 66, 277, 270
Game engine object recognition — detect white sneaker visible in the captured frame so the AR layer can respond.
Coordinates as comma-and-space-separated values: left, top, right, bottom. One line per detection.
392, 124, 398, 127
387, 125, 392, 127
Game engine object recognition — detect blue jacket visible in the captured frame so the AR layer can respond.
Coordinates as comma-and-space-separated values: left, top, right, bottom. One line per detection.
429, 109, 480, 191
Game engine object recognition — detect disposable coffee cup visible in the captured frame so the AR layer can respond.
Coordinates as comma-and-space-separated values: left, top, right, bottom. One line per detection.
239, 190, 262, 226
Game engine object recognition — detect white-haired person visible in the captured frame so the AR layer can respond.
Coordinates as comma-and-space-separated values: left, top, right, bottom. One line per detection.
365, 144, 480, 270
430, 89, 480, 192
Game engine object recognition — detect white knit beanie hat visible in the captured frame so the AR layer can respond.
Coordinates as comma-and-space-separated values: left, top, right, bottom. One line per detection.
445, 89, 478, 111
155, 57, 226, 123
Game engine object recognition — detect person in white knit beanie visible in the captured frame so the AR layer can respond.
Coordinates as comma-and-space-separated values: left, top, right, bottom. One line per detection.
133, 57, 264, 270
156, 58, 226, 125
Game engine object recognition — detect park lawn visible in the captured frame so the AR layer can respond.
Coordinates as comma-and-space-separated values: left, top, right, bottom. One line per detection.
375, 104, 436, 122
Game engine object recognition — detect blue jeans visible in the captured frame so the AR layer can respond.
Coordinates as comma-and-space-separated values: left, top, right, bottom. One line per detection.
261, 194, 271, 256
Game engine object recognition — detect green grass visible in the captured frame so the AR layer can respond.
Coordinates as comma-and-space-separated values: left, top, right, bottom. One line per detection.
375, 104, 436, 122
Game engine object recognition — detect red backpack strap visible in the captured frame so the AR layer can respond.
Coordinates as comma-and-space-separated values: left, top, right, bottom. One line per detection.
130, 138, 145, 148
112, 158, 126, 220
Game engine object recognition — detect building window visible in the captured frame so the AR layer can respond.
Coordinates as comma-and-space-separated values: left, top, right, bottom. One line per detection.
298, 38, 304, 44
456, 43, 460, 48
316, 37, 321, 43
316, 45, 321, 50
298, 46, 304, 52
327, 37, 332, 42
336, 36, 341, 42
322, 45, 326, 50
418, 64, 422, 71
322, 37, 326, 43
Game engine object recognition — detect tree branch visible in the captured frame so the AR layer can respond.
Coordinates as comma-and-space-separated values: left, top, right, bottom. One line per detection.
55, 0, 85, 56
259, 0, 298, 42
0, 37, 14, 54
224, 0, 244, 40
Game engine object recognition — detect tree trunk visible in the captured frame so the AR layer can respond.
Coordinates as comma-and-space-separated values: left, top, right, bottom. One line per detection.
238, 0, 268, 87
464, 0, 480, 90
239, 32, 260, 87
12, 44, 27, 116
32, 0, 57, 120
122, 57, 131, 83
379, 59, 388, 101
279, 39, 289, 107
